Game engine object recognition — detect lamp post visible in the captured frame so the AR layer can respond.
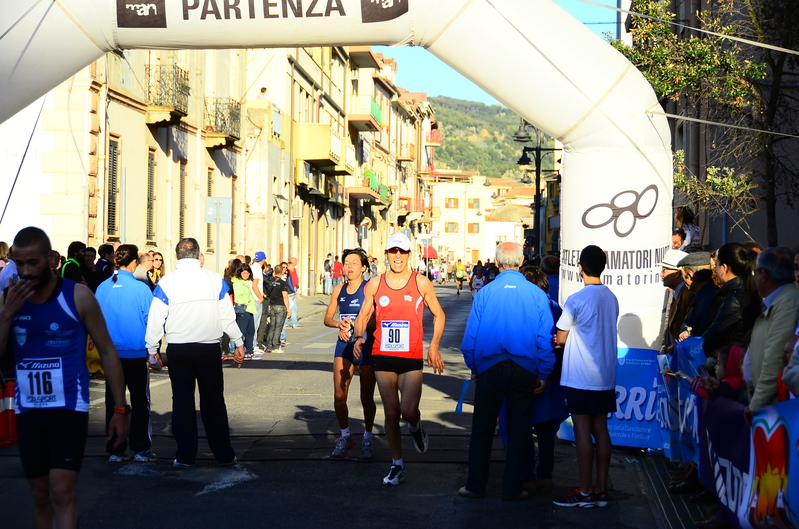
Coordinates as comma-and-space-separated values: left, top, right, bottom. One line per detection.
514, 120, 560, 259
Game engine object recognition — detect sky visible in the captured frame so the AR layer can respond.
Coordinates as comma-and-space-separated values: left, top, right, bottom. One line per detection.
374, 0, 620, 107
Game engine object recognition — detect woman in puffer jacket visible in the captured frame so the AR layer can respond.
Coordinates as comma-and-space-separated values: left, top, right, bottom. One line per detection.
701, 243, 759, 357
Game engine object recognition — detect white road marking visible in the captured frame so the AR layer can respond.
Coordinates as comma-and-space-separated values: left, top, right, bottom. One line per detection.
302, 343, 333, 349
89, 377, 171, 405
195, 468, 257, 496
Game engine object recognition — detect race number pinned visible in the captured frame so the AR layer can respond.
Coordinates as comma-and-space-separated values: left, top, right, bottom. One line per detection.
16, 358, 66, 408
380, 321, 409, 352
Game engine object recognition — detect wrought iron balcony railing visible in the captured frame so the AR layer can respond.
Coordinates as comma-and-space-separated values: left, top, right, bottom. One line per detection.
145, 65, 189, 115
204, 97, 241, 141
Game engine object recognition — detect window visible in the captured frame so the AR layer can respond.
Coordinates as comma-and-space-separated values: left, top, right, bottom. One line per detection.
468, 223, 480, 234
468, 198, 480, 209
179, 160, 187, 241
107, 139, 120, 237
445, 222, 458, 233
146, 150, 156, 242
206, 169, 214, 252
445, 198, 459, 209
230, 175, 237, 252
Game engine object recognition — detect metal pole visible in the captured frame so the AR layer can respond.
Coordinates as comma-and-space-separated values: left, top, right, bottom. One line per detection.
534, 130, 542, 259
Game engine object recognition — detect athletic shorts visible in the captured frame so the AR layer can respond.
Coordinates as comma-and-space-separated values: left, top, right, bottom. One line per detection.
335, 339, 373, 366
17, 409, 89, 479
373, 355, 423, 374
456, 276, 465, 283
565, 387, 617, 416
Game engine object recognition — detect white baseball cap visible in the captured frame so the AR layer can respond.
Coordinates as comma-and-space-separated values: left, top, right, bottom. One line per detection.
385, 233, 411, 252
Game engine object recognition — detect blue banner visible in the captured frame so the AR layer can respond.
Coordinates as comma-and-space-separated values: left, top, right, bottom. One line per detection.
675, 337, 706, 464
558, 347, 669, 449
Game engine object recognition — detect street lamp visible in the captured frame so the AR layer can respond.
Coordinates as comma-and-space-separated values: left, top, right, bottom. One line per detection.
514, 119, 560, 259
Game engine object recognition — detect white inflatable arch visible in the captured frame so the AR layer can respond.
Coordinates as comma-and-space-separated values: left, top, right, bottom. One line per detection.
2, 0, 672, 354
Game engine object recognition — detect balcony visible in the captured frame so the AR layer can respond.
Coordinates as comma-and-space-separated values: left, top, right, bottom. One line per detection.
348, 95, 381, 132
204, 98, 241, 147
397, 143, 415, 162
424, 129, 442, 147
296, 124, 341, 167
346, 169, 391, 204
397, 198, 427, 215
334, 142, 357, 176
145, 65, 190, 124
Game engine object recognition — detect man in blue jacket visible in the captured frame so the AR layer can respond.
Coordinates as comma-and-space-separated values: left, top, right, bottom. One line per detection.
458, 242, 554, 500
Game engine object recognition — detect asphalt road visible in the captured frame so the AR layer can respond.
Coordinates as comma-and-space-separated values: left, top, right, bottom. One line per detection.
1, 282, 665, 529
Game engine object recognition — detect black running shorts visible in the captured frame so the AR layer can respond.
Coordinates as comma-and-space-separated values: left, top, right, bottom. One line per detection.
372, 355, 423, 374
17, 409, 89, 478
565, 387, 617, 416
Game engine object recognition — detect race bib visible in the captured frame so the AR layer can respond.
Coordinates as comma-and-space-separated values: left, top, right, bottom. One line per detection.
380, 321, 409, 352
17, 357, 66, 408
456, 269, 464, 278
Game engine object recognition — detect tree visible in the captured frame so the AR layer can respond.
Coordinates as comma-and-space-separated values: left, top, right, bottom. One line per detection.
610, 0, 799, 245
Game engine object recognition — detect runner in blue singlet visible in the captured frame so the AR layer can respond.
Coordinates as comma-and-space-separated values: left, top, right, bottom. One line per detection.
0, 227, 128, 529
323, 248, 376, 460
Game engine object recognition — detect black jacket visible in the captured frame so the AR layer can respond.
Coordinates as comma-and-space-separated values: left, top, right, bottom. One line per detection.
701, 276, 756, 355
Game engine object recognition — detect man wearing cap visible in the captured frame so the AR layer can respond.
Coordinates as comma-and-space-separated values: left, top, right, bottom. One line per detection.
251, 251, 266, 352
352, 232, 446, 486
658, 249, 692, 355
676, 252, 719, 340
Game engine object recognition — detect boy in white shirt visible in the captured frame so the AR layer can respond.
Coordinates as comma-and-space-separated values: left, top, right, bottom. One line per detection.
553, 245, 619, 508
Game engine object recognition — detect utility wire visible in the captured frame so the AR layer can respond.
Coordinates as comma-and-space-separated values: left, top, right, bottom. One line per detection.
1, 97, 46, 226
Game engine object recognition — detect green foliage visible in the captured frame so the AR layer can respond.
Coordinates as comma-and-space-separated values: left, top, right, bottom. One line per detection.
429, 96, 528, 179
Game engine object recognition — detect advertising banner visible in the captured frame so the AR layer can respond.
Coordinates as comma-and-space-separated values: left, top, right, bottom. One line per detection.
674, 337, 706, 464
559, 347, 669, 449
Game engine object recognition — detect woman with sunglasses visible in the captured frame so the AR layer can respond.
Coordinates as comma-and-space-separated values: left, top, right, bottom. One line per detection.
323, 248, 377, 460
148, 252, 165, 285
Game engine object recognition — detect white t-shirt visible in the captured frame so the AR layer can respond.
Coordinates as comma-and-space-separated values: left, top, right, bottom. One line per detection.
557, 284, 619, 390
250, 262, 264, 302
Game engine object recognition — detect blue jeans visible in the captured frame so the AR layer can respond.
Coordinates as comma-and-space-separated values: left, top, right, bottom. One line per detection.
466, 359, 537, 496
286, 294, 298, 327
332, 276, 342, 288
235, 312, 255, 354
323, 275, 332, 295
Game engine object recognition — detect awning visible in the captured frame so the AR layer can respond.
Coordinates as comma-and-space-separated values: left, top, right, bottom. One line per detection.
421, 246, 438, 259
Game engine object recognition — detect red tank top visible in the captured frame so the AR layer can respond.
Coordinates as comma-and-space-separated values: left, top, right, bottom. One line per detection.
373, 271, 424, 359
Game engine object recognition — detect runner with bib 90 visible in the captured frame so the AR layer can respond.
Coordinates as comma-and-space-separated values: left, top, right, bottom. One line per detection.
353, 233, 446, 486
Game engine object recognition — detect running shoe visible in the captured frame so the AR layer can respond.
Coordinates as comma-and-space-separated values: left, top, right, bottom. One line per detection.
332, 436, 356, 458
252, 352, 263, 360
383, 464, 405, 485
594, 491, 609, 508
553, 489, 596, 508
108, 452, 130, 462
409, 421, 429, 453
361, 439, 375, 460
221, 355, 235, 362
133, 449, 157, 462
269, 348, 285, 354
244, 353, 254, 359
173, 459, 195, 468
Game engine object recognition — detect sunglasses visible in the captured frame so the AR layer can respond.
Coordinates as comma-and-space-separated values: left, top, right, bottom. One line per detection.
386, 247, 410, 255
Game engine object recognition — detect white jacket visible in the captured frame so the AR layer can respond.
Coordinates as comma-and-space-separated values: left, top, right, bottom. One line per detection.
145, 259, 243, 352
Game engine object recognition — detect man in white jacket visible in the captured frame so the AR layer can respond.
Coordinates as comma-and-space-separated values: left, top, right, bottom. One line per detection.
145, 238, 244, 468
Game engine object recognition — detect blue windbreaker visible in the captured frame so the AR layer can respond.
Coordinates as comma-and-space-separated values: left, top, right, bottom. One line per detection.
95, 270, 154, 358
461, 269, 555, 378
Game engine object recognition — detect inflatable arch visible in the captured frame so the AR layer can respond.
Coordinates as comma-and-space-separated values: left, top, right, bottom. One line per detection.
3, 0, 672, 445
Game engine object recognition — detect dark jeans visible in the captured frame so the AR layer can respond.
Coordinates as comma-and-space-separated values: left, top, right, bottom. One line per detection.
236, 311, 255, 354
166, 343, 235, 465
522, 418, 561, 481
256, 301, 270, 348
466, 359, 536, 496
105, 357, 151, 454
266, 305, 287, 350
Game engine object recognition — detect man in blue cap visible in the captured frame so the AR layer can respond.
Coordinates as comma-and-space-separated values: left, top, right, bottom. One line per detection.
251, 251, 267, 354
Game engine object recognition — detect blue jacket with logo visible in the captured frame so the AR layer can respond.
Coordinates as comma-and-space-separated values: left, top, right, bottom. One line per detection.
96, 270, 154, 358
461, 269, 555, 378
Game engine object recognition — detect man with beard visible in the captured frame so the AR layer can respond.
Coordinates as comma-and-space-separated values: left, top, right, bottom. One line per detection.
61, 241, 97, 292
0, 227, 129, 529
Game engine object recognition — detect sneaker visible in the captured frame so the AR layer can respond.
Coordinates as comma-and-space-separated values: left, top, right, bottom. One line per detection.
173, 459, 195, 468
409, 421, 429, 453
252, 352, 263, 360
383, 464, 405, 485
253, 345, 265, 353
108, 452, 130, 462
332, 435, 356, 458
133, 449, 157, 462
553, 488, 596, 508
269, 348, 285, 354
594, 491, 609, 508
361, 439, 375, 460
219, 457, 238, 466
292, 325, 304, 328
457, 290, 460, 296
221, 355, 235, 362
